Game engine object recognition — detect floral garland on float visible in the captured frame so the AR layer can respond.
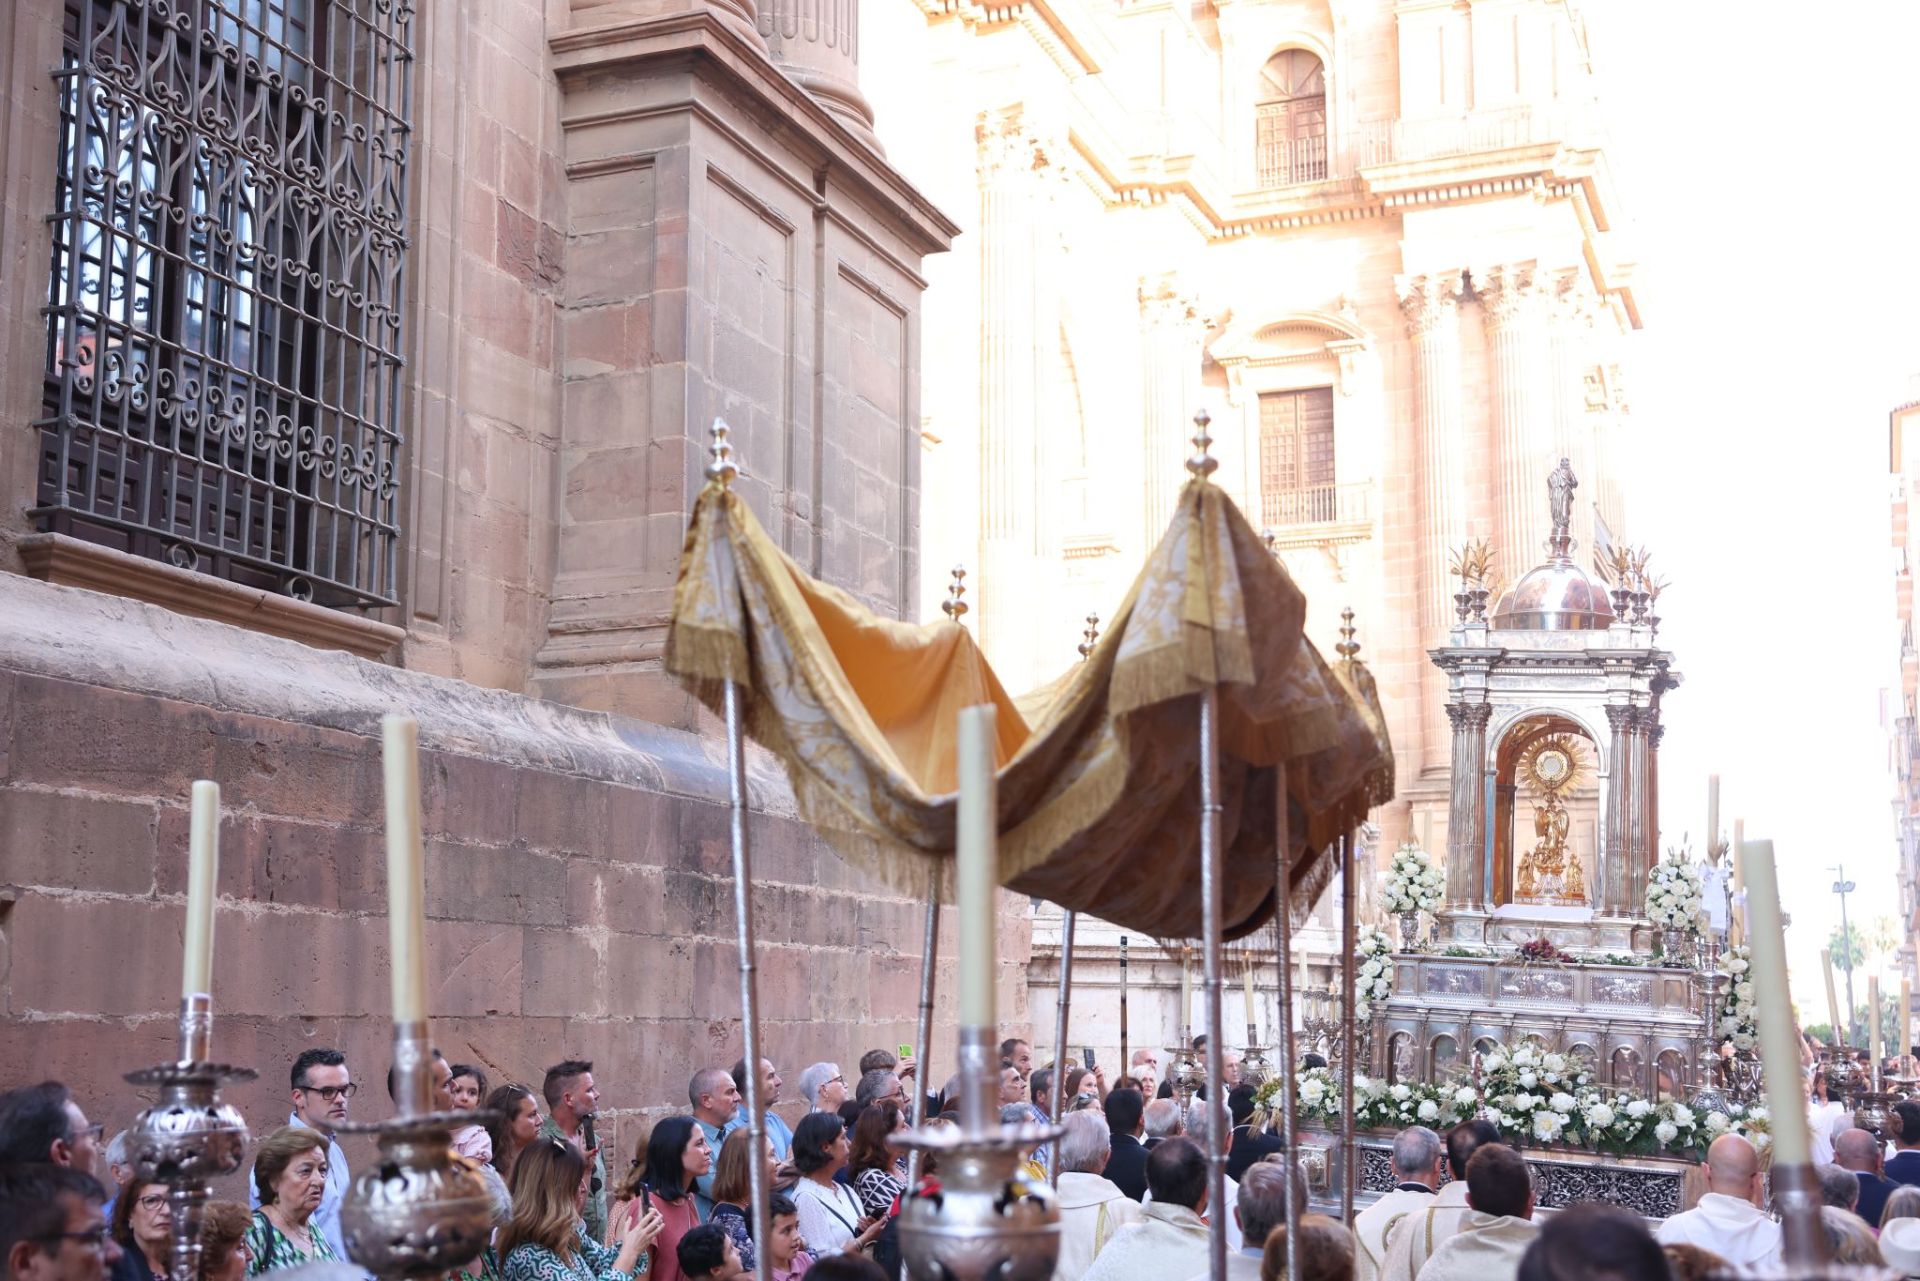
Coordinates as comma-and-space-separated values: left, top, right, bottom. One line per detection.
1717, 944, 1757, 1053
1354, 925, 1394, 1018
1381, 841, 1443, 950
1645, 851, 1707, 966
1259, 1041, 1770, 1161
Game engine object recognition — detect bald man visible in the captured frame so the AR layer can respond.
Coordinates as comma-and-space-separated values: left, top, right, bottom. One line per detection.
1835, 1127, 1897, 1225
1655, 1134, 1783, 1269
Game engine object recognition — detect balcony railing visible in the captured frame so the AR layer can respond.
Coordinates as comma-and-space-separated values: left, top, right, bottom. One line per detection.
1255, 129, 1328, 189
1263, 481, 1369, 531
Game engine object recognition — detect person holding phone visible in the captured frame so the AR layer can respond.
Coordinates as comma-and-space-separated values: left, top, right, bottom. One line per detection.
539, 1061, 608, 1242
789, 1113, 885, 1258
610, 1117, 714, 1281
500, 1138, 663, 1281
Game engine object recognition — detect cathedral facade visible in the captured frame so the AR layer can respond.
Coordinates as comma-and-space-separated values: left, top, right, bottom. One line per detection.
858, 0, 1648, 1059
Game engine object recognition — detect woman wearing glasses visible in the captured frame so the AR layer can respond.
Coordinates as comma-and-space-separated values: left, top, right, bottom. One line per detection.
245, 1128, 339, 1273
797, 1063, 848, 1114
110, 1182, 172, 1281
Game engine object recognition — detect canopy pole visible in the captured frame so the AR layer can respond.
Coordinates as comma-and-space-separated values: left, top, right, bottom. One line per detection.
1274, 762, 1298, 1280
1046, 613, 1100, 1177
707, 423, 769, 1281
907, 565, 972, 1195
1339, 831, 1358, 1225
1186, 409, 1230, 1280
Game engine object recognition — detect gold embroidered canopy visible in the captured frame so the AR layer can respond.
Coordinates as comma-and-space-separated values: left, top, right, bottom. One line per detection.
664, 475, 1393, 941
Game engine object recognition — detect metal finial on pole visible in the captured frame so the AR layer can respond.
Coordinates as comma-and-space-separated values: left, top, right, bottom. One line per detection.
1077, 612, 1100, 662
706, 419, 740, 487
942, 565, 969, 623
1336, 607, 1360, 662
1185, 408, 1218, 479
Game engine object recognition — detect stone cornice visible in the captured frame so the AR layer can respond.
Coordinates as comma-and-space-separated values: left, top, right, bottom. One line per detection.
550, 12, 961, 254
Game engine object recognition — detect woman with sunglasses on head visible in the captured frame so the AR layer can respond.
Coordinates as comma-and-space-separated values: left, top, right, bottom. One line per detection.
487, 1084, 546, 1186
501, 1138, 664, 1281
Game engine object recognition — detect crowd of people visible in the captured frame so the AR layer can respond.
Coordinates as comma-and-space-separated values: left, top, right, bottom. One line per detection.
9, 1039, 1920, 1281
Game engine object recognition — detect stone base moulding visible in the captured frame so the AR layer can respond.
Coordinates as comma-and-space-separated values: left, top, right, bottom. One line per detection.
19, 533, 404, 660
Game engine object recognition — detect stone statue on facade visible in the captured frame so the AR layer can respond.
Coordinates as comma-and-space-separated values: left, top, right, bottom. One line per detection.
1548, 457, 1577, 540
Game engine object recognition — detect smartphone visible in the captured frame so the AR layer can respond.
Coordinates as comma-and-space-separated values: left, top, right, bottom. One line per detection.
898, 1044, 913, 1061
1081, 1046, 1095, 1069
639, 1184, 652, 1216
580, 1114, 597, 1153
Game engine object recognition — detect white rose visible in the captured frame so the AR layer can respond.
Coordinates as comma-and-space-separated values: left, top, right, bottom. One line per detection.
1391, 1084, 1412, 1102
1728, 957, 1749, 975
1654, 1121, 1678, 1145
1484, 1054, 1507, 1072
1748, 1107, 1769, 1124
1585, 1104, 1615, 1128
1670, 1105, 1696, 1127
1545, 1054, 1567, 1074
1551, 1092, 1576, 1114
1418, 1100, 1440, 1122
1627, 1100, 1651, 1119
1706, 1111, 1729, 1132
1456, 1087, 1478, 1106
1300, 1078, 1326, 1106
1532, 1110, 1564, 1141
1519, 1071, 1539, 1088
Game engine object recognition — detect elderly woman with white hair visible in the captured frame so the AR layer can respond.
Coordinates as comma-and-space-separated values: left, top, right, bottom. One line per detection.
1051, 1110, 1143, 1281
797, 1062, 849, 1114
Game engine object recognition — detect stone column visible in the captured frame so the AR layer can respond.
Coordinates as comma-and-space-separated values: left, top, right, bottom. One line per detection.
1647, 720, 1664, 875
976, 115, 1050, 688
1549, 270, 1597, 560
758, 0, 876, 147
1398, 271, 1466, 773
1444, 702, 1493, 908
1604, 703, 1633, 914
1138, 275, 1205, 546
1475, 262, 1548, 570
1625, 706, 1652, 912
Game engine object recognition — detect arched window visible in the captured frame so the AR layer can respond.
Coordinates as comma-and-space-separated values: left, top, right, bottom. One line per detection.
1256, 50, 1327, 187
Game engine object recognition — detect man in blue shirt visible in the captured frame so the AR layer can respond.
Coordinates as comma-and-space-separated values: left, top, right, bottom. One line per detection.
724, 1058, 795, 1162
252, 1049, 353, 1261
690, 1066, 743, 1216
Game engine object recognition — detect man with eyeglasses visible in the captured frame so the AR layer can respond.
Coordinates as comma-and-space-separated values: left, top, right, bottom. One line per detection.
1, 1166, 122, 1281
251, 1047, 353, 1260
0, 1082, 139, 1281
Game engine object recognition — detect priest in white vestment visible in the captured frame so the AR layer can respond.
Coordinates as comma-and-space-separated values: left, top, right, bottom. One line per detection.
1377, 1121, 1502, 1281
1352, 1126, 1443, 1281
1052, 1111, 1143, 1281
1655, 1134, 1783, 1271
1415, 1145, 1540, 1281
1081, 1137, 1210, 1281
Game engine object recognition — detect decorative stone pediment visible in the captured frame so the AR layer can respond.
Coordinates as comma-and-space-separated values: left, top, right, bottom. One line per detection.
1210, 307, 1372, 399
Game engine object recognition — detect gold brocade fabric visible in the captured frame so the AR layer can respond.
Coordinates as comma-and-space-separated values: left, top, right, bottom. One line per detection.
664, 477, 1395, 940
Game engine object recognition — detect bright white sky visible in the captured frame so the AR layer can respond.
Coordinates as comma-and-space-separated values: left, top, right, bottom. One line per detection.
1590, 5, 1920, 1018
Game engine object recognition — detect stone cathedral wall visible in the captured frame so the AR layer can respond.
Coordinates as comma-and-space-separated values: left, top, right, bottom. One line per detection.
0, 573, 1031, 1185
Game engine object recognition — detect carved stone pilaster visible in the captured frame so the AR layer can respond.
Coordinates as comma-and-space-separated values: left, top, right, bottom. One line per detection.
1398, 270, 1466, 774
1475, 262, 1549, 570
757, 0, 876, 146
975, 113, 1059, 690
1445, 701, 1494, 909
1139, 275, 1206, 544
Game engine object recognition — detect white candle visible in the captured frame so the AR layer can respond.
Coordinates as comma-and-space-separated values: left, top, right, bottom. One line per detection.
1871, 975, 1883, 1081
1180, 950, 1192, 1034
382, 715, 430, 1024
1243, 963, 1256, 1035
955, 704, 997, 1028
1741, 839, 1811, 1166
1903, 978, 1912, 1067
1824, 950, 1844, 1045
182, 781, 220, 999
1706, 775, 1719, 856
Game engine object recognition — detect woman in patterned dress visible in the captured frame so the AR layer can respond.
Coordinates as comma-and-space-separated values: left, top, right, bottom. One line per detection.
846, 1101, 907, 1219
244, 1128, 339, 1275
500, 1138, 664, 1281
706, 1128, 777, 1271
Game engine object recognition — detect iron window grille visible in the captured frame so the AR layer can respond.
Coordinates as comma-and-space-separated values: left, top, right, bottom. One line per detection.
38, 0, 414, 607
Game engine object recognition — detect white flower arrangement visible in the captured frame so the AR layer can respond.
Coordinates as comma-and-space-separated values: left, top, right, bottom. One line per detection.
1717, 944, 1757, 1053
1381, 841, 1444, 917
1645, 855, 1707, 932
1355, 926, 1395, 1018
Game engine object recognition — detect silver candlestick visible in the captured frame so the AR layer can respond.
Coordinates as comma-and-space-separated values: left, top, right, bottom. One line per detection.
339, 1021, 496, 1278
892, 1026, 1062, 1280
124, 995, 256, 1281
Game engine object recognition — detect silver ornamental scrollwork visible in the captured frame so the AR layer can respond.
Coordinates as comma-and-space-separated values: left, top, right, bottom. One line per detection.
1358, 1146, 1396, 1194
1530, 1159, 1681, 1218
1592, 976, 1652, 1006
1424, 967, 1486, 996
1497, 972, 1574, 1002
